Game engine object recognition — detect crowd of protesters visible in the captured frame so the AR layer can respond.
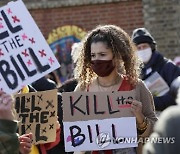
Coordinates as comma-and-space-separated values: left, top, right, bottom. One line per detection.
0, 24, 180, 154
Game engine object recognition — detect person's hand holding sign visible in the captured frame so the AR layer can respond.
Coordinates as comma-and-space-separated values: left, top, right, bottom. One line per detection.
129, 99, 148, 131
19, 133, 33, 154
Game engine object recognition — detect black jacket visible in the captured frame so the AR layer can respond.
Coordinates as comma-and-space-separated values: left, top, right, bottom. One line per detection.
31, 78, 68, 153
142, 51, 180, 111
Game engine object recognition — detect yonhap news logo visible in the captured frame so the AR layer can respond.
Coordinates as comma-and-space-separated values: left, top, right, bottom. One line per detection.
96, 132, 175, 148
96, 132, 111, 148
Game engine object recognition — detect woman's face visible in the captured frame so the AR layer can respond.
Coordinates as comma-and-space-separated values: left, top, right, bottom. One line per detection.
90, 42, 113, 61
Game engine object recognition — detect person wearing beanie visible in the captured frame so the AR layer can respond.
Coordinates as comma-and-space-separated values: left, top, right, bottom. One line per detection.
132, 28, 180, 113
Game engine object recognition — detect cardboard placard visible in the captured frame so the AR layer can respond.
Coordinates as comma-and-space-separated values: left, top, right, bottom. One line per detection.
0, 0, 60, 94
62, 91, 137, 151
63, 91, 135, 121
15, 89, 57, 144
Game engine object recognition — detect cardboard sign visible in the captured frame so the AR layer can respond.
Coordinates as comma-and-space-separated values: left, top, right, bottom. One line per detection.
0, 0, 60, 94
62, 91, 137, 151
63, 91, 135, 121
15, 89, 57, 144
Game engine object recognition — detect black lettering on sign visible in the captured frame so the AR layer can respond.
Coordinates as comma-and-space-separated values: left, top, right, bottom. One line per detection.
29, 112, 39, 123
107, 95, 119, 114
69, 125, 85, 147
1, 41, 9, 52
87, 125, 93, 143
19, 113, 28, 123
15, 35, 23, 47
70, 95, 86, 116
126, 96, 133, 104
112, 124, 117, 143
94, 95, 105, 115
31, 95, 41, 112
11, 56, 25, 81
0, 35, 23, 53
0, 60, 18, 89
9, 37, 17, 49
15, 97, 20, 113
86, 96, 90, 115
35, 124, 48, 142
95, 124, 100, 137
29, 47, 50, 73
17, 54, 37, 77
41, 111, 49, 123
20, 125, 26, 135
116, 96, 126, 105
5, 35, 24, 52
21, 96, 30, 113
0, 10, 22, 40
0, 27, 9, 40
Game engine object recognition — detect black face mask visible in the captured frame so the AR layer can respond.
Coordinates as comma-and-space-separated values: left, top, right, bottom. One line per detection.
91, 60, 115, 77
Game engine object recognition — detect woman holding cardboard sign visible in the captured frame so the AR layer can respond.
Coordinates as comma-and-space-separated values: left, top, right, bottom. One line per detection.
74, 25, 157, 154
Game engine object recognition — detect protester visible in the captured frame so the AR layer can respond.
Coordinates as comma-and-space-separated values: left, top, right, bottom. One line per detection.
45, 71, 62, 88
143, 76, 180, 154
19, 133, 33, 154
50, 42, 81, 154
0, 91, 20, 154
30, 78, 66, 154
74, 25, 157, 154
58, 78, 78, 93
46, 93, 67, 154
0, 91, 33, 154
132, 28, 180, 112
15, 85, 61, 154
31, 77, 57, 91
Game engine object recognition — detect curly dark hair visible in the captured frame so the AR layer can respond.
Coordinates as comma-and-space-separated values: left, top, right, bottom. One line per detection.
74, 25, 142, 90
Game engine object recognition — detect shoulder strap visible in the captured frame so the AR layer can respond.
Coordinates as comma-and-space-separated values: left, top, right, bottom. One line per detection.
118, 79, 134, 91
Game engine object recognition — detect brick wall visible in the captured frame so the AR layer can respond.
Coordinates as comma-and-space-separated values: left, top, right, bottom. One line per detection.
142, 0, 180, 59
29, 0, 144, 39
1, 0, 179, 59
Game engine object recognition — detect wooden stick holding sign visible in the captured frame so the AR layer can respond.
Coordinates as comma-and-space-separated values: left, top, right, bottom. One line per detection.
15, 89, 57, 145
0, 0, 60, 94
62, 91, 138, 152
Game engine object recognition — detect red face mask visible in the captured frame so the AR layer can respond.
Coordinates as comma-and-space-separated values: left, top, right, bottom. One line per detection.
91, 60, 115, 77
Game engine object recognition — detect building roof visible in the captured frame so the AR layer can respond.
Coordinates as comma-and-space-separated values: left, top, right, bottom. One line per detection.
0, 0, 132, 9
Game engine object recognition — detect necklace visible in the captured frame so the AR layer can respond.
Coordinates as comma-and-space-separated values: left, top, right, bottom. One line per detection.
97, 76, 121, 92
97, 76, 121, 87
